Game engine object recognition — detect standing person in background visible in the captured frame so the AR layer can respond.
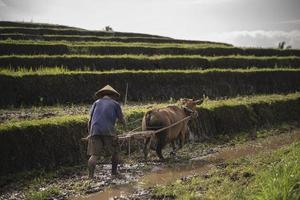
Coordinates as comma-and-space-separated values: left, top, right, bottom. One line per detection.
87, 85, 126, 179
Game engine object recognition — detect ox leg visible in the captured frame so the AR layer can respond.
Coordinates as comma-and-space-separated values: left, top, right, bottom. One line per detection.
156, 141, 165, 161
170, 141, 176, 157
143, 137, 152, 160
179, 131, 186, 149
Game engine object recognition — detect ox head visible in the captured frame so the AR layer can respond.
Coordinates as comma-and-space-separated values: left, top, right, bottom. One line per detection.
179, 98, 203, 118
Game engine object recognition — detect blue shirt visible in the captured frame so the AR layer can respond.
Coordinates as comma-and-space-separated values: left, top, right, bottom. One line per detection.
89, 97, 123, 136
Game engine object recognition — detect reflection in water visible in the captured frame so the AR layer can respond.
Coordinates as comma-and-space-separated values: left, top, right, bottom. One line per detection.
140, 163, 215, 188
73, 185, 135, 200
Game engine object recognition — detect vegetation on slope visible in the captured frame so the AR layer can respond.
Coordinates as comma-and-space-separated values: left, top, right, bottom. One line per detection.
1, 68, 299, 106
0, 39, 231, 48
0, 26, 167, 38
0, 54, 299, 70
154, 138, 300, 200
1, 67, 300, 76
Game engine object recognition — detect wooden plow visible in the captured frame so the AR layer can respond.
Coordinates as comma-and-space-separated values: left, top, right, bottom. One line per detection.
118, 116, 191, 156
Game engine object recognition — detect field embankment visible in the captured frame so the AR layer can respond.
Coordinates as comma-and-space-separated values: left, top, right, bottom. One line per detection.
0, 21, 83, 29
0, 93, 299, 176
0, 33, 234, 44
1, 69, 300, 107
0, 27, 168, 39
1, 55, 299, 70
1, 121, 300, 200
1, 42, 300, 56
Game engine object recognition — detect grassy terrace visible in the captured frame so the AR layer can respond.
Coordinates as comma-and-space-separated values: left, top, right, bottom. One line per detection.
2, 41, 300, 57
1, 68, 298, 107
1, 93, 299, 130
0, 39, 232, 48
0, 27, 85, 31
0, 33, 232, 45
0, 21, 80, 29
0, 27, 168, 38
1, 92, 299, 175
1, 67, 300, 76
1, 54, 298, 60
1, 54, 299, 70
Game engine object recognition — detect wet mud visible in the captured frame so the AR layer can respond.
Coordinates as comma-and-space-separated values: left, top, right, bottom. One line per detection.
72, 129, 300, 200
1, 128, 299, 200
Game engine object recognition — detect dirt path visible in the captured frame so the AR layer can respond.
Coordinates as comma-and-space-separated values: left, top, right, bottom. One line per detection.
1, 126, 300, 200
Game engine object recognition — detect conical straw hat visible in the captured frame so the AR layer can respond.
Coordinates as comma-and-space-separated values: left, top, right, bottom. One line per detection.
95, 85, 120, 98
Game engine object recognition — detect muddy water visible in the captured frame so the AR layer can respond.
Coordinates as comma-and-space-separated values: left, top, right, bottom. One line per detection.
73, 185, 136, 200
72, 131, 300, 200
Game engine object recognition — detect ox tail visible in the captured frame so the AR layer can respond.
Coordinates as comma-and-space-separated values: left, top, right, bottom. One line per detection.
142, 110, 153, 131
142, 110, 164, 131
142, 110, 164, 154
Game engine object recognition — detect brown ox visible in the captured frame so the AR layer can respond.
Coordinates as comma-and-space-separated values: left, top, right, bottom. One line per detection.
142, 98, 203, 160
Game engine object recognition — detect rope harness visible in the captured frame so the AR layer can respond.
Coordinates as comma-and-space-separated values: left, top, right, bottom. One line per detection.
118, 115, 192, 157
118, 105, 198, 157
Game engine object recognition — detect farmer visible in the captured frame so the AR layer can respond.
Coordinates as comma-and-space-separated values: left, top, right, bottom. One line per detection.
87, 85, 126, 179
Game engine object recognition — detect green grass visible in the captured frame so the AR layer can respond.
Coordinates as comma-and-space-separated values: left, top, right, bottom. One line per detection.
0, 26, 84, 31
154, 138, 300, 200
0, 67, 299, 76
0, 26, 164, 38
251, 146, 300, 200
0, 39, 233, 49
0, 102, 165, 131
1, 54, 298, 59
0, 21, 82, 29
0, 26, 79, 30
0, 33, 230, 46
201, 92, 300, 109
25, 186, 61, 200
0, 115, 87, 132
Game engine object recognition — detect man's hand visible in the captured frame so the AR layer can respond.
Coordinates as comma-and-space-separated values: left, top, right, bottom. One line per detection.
118, 117, 126, 128
87, 119, 91, 134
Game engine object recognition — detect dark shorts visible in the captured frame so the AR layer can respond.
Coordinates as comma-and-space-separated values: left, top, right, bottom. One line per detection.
87, 135, 120, 156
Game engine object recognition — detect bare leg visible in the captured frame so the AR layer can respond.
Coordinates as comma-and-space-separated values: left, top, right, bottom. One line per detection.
88, 155, 98, 179
111, 152, 119, 175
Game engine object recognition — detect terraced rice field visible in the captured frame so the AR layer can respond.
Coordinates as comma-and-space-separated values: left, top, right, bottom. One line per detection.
0, 21, 300, 200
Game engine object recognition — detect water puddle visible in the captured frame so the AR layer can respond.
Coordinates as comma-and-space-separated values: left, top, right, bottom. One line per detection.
72, 131, 300, 200
73, 185, 136, 200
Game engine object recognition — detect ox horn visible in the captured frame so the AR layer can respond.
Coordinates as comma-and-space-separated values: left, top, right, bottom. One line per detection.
180, 98, 189, 101
179, 98, 189, 103
194, 99, 204, 105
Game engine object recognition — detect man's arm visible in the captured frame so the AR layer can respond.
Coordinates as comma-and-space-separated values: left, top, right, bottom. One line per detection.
87, 119, 91, 134
117, 109, 126, 127
118, 114, 126, 127
116, 104, 126, 127
88, 103, 96, 134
